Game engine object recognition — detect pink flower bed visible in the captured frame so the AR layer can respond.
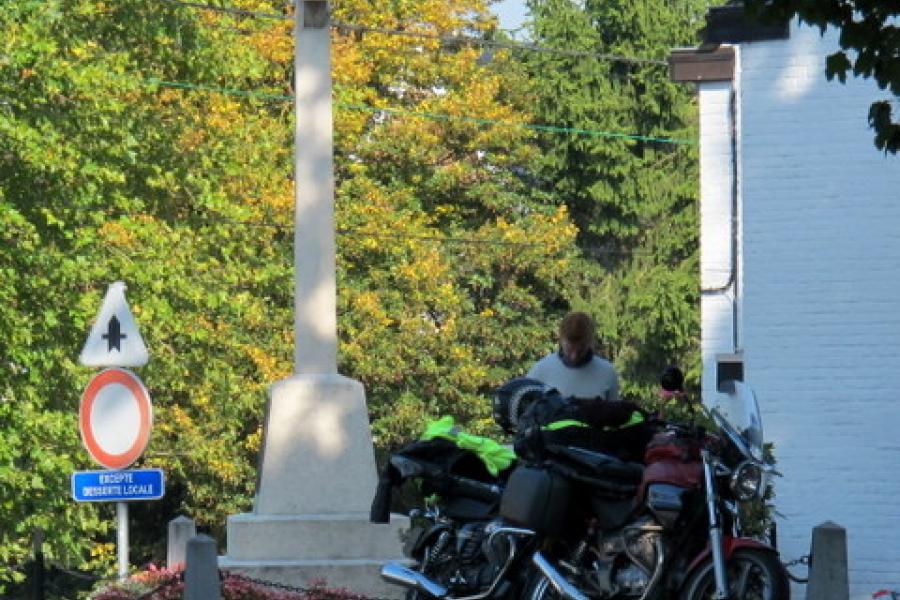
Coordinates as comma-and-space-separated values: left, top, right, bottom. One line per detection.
90, 565, 373, 600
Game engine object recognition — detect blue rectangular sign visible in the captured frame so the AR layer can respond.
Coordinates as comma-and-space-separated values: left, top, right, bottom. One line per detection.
72, 469, 164, 502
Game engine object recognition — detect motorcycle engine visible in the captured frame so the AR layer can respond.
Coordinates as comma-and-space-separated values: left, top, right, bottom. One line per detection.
589, 518, 660, 597
614, 565, 650, 595
431, 521, 507, 593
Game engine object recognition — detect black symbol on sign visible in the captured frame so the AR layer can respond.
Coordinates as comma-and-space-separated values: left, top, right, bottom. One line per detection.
102, 316, 127, 352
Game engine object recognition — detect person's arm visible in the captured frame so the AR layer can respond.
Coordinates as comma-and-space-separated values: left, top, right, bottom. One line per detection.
607, 369, 620, 402
526, 354, 549, 382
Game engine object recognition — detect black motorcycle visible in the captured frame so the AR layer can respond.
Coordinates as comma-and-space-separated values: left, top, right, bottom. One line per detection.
373, 380, 788, 600
371, 435, 537, 599
372, 380, 554, 599
515, 381, 789, 600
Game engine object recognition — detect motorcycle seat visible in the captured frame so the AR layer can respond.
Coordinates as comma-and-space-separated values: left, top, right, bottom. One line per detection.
546, 445, 644, 484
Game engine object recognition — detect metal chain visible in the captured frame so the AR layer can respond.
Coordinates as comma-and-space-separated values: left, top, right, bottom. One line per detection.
135, 573, 184, 600
782, 554, 810, 567
48, 559, 120, 584
223, 570, 398, 600
782, 554, 810, 584
223, 571, 312, 595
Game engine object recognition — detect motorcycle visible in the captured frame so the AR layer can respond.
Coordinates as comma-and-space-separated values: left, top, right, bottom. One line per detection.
373, 382, 556, 600
372, 432, 536, 599
516, 380, 789, 599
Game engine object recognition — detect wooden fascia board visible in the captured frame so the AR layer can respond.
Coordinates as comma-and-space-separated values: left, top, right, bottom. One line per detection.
669, 45, 735, 83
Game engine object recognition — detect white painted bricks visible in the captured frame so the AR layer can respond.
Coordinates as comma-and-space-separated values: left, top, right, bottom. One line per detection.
700, 21, 900, 599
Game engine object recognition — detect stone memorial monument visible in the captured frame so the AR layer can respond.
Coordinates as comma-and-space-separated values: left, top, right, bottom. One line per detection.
220, 2, 406, 595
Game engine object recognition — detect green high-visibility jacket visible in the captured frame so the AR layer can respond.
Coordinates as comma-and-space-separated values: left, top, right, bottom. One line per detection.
421, 416, 515, 476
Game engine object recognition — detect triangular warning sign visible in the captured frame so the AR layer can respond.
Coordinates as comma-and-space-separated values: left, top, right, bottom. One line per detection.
79, 281, 149, 367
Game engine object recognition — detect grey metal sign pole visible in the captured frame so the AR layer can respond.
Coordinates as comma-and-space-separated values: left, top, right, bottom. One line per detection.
293, 0, 337, 375
117, 502, 128, 579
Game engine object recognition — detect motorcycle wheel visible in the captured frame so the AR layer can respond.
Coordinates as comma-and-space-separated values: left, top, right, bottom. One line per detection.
680, 548, 790, 600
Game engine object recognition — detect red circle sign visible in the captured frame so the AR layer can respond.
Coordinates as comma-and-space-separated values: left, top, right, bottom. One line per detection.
79, 368, 153, 470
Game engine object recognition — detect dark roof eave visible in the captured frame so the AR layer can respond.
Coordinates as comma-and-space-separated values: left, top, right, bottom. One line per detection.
669, 45, 736, 83
668, 2, 789, 83
704, 3, 790, 45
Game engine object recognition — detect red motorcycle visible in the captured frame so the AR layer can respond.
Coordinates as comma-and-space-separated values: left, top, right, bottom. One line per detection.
508, 381, 789, 599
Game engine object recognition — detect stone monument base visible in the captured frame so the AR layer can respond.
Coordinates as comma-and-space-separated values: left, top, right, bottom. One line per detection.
220, 513, 408, 598
221, 374, 409, 597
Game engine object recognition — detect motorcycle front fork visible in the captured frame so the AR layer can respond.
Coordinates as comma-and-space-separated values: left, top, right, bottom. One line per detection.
701, 449, 730, 600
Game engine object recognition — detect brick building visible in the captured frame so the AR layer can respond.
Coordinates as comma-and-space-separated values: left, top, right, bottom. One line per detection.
671, 5, 900, 597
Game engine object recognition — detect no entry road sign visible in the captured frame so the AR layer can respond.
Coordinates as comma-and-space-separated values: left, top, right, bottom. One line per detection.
72, 469, 165, 502
79, 368, 153, 470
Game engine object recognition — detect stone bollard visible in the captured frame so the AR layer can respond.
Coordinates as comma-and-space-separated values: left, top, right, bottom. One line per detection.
185, 534, 221, 600
167, 515, 197, 569
806, 521, 849, 600
32, 528, 45, 600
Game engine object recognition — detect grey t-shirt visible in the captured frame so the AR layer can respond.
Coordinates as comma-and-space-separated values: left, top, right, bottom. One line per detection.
526, 352, 620, 401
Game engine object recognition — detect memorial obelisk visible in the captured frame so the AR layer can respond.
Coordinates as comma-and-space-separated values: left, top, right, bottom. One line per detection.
221, 2, 406, 595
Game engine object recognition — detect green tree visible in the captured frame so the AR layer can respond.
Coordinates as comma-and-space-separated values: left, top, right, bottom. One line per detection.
0, 0, 579, 586
330, 0, 581, 444
521, 0, 707, 403
744, 0, 900, 153
1, 0, 294, 584
1, 0, 712, 587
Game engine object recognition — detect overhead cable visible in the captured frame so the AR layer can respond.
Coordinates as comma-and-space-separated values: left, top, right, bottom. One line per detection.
184, 215, 659, 257
142, 77, 696, 145
331, 22, 668, 66
156, 0, 290, 20
154, 0, 668, 66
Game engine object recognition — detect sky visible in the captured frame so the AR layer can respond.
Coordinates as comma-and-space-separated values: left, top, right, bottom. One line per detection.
491, 0, 529, 33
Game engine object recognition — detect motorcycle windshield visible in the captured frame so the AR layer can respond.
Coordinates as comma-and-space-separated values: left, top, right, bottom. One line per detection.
706, 381, 764, 462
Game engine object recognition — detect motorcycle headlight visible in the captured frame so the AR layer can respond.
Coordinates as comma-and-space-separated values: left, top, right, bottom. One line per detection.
729, 461, 764, 501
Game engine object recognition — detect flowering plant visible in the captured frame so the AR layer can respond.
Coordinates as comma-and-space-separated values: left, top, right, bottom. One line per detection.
89, 565, 373, 600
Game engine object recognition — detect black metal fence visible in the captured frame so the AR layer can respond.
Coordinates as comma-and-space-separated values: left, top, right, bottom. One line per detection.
6, 557, 108, 600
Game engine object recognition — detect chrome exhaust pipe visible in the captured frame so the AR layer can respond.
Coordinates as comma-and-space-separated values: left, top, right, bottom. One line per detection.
381, 561, 448, 598
533, 551, 589, 600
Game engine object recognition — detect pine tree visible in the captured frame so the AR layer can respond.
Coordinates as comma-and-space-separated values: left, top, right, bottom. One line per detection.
522, 0, 709, 401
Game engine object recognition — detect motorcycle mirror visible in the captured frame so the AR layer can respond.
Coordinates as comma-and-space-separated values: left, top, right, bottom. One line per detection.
660, 365, 684, 393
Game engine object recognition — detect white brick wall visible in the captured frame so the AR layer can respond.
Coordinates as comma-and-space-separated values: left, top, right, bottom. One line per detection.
700, 22, 900, 598
699, 77, 740, 400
